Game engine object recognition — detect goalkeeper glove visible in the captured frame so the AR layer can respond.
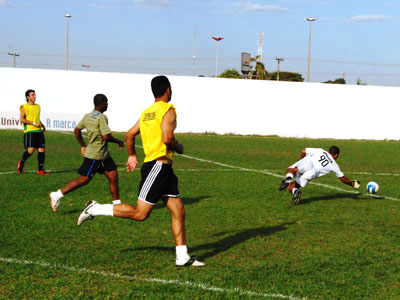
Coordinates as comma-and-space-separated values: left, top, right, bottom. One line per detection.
351, 180, 361, 189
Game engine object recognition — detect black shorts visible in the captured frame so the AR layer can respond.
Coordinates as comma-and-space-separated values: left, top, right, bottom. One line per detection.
78, 156, 117, 180
24, 132, 45, 149
138, 161, 180, 205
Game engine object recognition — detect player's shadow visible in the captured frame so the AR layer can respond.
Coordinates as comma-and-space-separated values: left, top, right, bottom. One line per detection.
299, 192, 362, 205
123, 222, 294, 260
152, 195, 211, 210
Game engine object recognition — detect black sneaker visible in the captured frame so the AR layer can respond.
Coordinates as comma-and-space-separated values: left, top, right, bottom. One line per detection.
279, 178, 292, 191
292, 189, 301, 205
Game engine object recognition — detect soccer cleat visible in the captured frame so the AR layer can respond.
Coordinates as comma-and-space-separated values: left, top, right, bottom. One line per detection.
49, 192, 60, 212
279, 178, 293, 191
77, 200, 97, 226
176, 257, 205, 267
292, 189, 301, 205
37, 170, 50, 175
17, 160, 24, 174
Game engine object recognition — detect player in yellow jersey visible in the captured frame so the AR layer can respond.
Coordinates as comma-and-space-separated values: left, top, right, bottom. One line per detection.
17, 89, 49, 175
77, 76, 204, 267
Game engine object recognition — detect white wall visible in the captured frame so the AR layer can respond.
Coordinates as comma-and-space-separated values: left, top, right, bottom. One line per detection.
1, 67, 399, 140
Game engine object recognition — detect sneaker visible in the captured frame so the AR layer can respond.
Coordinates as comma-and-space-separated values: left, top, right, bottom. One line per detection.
292, 189, 301, 205
176, 257, 205, 267
279, 178, 292, 191
37, 170, 50, 175
77, 200, 97, 226
49, 192, 60, 212
17, 160, 24, 174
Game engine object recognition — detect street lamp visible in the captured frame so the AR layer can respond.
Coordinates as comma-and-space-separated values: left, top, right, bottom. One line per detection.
63, 14, 73, 70
275, 57, 284, 81
212, 37, 224, 77
8, 52, 20, 68
306, 17, 316, 82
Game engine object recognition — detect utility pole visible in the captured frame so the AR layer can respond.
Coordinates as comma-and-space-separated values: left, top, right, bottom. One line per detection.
63, 14, 73, 70
212, 37, 224, 77
192, 24, 197, 76
306, 17, 316, 82
275, 58, 284, 81
8, 52, 20, 68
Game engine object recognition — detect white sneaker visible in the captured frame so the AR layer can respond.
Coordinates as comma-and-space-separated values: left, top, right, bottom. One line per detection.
76, 200, 97, 226
176, 257, 205, 267
49, 192, 60, 212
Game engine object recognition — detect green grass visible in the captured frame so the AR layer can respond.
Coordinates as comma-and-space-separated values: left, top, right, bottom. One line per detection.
0, 129, 399, 299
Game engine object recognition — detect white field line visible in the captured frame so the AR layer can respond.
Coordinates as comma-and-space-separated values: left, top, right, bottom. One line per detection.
0, 257, 309, 300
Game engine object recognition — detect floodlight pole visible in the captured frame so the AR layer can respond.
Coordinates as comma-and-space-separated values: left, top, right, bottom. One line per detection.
212, 37, 224, 77
275, 57, 284, 81
306, 17, 316, 82
8, 52, 20, 68
64, 14, 73, 70
193, 24, 197, 76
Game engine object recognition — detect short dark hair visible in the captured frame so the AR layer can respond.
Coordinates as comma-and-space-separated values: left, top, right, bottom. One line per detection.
94, 94, 108, 106
151, 75, 171, 98
329, 146, 340, 156
25, 89, 35, 102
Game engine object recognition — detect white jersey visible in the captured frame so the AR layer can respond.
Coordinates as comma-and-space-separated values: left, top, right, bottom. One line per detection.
304, 148, 344, 178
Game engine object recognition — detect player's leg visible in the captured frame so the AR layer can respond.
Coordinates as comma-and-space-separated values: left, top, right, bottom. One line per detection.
102, 157, 121, 204
279, 166, 298, 190
36, 133, 48, 175
17, 133, 35, 173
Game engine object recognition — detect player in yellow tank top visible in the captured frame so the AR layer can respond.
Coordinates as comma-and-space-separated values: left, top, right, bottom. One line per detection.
76, 76, 204, 267
17, 89, 48, 175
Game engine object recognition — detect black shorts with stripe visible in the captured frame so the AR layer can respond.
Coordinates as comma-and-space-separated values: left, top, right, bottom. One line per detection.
78, 156, 117, 180
138, 160, 180, 205
24, 131, 45, 149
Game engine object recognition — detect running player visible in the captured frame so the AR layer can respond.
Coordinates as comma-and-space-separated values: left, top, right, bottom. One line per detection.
76, 76, 204, 267
279, 146, 361, 205
17, 89, 48, 175
49, 94, 124, 212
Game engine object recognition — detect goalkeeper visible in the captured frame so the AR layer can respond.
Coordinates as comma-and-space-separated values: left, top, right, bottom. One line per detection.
279, 146, 360, 205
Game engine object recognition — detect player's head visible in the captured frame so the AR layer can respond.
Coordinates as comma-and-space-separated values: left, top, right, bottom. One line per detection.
329, 146, 340, 159
25, 89, 35, 102
94, 94, 108, 112
151, 75, 172, 101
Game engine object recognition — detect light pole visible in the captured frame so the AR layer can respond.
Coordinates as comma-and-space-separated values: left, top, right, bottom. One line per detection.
212, 37, 224, 77
306, 17, 316, 82
193, 24, 197, 76
63, 14, 73, 70
8, 52, 20, 68
275, 57, 284, 81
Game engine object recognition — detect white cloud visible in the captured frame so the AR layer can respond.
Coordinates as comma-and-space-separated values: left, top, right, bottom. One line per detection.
1, 0, 11, 7
347, 15, 392, 23
132, 0, 169, 9
230, 1, 288, 13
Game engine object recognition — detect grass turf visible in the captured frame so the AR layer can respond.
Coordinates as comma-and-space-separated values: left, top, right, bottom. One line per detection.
0, 129, 399, 299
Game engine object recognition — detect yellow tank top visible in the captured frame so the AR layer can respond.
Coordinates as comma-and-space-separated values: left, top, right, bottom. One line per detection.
20, 103, 41, 133
140, 101, 176, 162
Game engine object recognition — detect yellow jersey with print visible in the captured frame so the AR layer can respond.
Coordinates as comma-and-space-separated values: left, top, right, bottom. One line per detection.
20, 103, 42, 133
140, 101, 176, 163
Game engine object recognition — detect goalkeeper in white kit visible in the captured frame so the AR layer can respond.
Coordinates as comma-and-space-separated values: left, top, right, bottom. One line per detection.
279, 146, 360, 205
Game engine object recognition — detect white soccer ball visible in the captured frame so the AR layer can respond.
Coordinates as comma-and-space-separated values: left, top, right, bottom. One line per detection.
366, 181, 379, 194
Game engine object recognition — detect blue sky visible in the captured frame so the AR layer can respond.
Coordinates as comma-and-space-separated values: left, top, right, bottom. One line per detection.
1, 0, 400, 86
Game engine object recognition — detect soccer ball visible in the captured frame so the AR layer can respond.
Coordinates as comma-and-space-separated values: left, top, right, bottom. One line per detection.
366, 181, 379, 194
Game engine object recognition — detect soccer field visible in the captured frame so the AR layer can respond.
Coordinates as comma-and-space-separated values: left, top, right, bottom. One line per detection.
0, 129, 399, 300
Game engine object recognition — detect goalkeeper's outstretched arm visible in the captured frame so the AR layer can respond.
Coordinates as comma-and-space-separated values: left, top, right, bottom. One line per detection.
339, 176, 360, 188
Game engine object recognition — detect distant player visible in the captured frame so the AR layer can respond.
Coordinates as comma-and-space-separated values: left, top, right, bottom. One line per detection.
18, 89, 49, 175
76, 76, 205, 267
49, 94, 124, 212
279, 146, 361, 205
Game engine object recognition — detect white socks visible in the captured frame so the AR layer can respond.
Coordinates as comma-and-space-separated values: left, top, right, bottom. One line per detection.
285, 173, 294, 180
56, 189, 64, 200
112, 199, 121, 204
176, 245, 190, 262
292, 188, 299, 195
91, 203, 114, 216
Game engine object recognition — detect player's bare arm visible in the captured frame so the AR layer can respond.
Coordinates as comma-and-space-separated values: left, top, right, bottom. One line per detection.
300, 149, 306, 158
19, 106, 37, 127
125, 119, 140, 172
74, 127, 86, 156
339, 176, 360, 188
103, 133, 124, 149
162, 108, 183, 154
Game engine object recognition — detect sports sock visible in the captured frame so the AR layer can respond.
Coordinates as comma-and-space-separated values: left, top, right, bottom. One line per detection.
112, 199, 121, 204
55, 189, 64, 200
91, 203, 113, 216
38, 152, 45, 171
285, 173, 294, 180
292, 188, 299, 195
176, 245, 190, 261
21, 150, 31, 162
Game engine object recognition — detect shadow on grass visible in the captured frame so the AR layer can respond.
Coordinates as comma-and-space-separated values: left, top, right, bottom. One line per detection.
298, 192, 362, 205
152, 195, 211, 210
123, 222, 294, 260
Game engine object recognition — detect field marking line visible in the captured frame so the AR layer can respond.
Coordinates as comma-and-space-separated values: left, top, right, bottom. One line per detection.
0, 257, 309, 300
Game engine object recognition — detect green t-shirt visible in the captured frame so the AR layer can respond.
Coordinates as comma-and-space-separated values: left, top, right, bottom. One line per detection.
77, 110, 112, 160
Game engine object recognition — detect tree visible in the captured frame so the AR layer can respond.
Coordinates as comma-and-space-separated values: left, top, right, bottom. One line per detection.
218, 68, 242, 79
269, 72, 304, 82
249, 56, 269, 80
323, 78, 346, 84
356, 78, 367, 85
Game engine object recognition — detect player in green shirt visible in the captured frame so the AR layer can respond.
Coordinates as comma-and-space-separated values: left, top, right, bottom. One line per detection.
49, 94, 124, 212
